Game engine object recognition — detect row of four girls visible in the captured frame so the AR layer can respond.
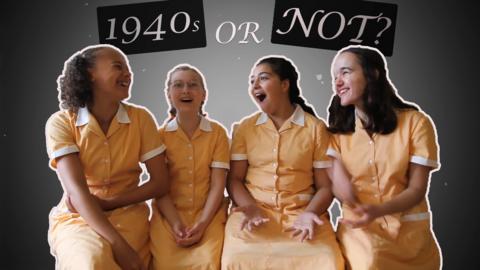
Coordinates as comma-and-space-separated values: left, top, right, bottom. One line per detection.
46, 44, 441, 270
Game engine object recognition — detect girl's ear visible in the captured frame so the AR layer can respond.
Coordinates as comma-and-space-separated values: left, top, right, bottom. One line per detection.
281, 79, 290, 94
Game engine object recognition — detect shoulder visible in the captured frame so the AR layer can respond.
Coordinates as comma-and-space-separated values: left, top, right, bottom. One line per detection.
207, 118, 228, 136
235, 111, 262, 129
123, 102, 159, 125
397, 108, 433, 126
46, 110, 76, 128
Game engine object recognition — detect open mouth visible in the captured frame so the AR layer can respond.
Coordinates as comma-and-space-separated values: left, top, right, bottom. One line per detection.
119, 80, 130, 88
180, 97, 193, 103
254, 92, 267, 102
337, 88, 349, 97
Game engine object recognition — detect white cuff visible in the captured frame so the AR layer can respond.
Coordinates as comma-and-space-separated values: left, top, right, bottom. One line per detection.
211, 161, 230, 170
141, 144, 166, 162
231, 154, 247, 161
401, 212, 430, 222
326, 148, 340, 159
313, 160, 332, 168
410, 155, 439, 168
50, 145, 79, 159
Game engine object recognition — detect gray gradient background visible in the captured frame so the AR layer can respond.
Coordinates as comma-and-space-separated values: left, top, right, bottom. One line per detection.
1, 0, 478, 269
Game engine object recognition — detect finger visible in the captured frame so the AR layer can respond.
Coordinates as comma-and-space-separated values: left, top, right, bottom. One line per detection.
232, 206, 246, 213
260, 218, 270, 224
313, 215, 323, 226
308, 224, 314, 240
300, 230, 308, 242
284, 226, 295, 233
247, 221, 252, 231
291, 229, 302, 237
339, 218, 355, 227
239, 218, 248, 231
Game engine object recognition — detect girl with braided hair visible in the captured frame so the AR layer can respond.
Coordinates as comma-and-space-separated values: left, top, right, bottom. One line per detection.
222, 56, 344, 270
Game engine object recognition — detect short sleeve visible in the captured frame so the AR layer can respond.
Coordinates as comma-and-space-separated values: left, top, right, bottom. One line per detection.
326, 134, 341, 160
45, 112, 79, 169
409, 113, 440, 168
230, 122, 248, 161
138, 108, 166, 162
313, 121, 332, 169
210, 125, 230, 170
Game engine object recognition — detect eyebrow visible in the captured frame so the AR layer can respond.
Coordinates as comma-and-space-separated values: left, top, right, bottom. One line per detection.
250, 71, 272, 79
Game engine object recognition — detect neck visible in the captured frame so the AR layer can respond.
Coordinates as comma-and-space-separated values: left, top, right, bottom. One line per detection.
269, 101, 295, 130
177, 111, 201, 138
355, 105, 369, 125
88, 99, 119, 125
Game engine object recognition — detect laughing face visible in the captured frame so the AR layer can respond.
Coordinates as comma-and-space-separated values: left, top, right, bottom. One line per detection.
167, 69, 206, 115
332, 52, 367, 108
249, 63, 289, 114
88, 47, 132, 103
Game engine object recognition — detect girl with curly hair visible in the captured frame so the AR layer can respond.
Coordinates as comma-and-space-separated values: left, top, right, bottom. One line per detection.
45, 44, 169, 270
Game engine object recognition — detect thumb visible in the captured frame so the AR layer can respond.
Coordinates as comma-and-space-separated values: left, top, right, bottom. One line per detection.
232, 206, 247, 213
313, 215, 323, 226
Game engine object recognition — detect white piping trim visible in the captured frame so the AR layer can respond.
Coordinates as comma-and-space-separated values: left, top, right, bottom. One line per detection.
313, 160, 332, 168
140, 145, 166, 162
231, 154, 247, 160
211, 161, 230, 169
401, 212, 430, 222
50, 145, 79, 159
326, 148, 341, 159
410, 155, 439, 168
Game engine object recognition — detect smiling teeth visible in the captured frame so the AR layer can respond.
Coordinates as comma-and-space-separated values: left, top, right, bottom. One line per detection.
338, 89, 348, 95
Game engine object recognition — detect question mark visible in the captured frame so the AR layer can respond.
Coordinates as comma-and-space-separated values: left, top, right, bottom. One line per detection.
375, 15, 392, 45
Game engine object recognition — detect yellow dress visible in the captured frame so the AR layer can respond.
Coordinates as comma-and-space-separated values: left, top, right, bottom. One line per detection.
328, 109, 441, 270
222, 106, 344, 270
45, 103, 165, 270
150, 117, 230, 270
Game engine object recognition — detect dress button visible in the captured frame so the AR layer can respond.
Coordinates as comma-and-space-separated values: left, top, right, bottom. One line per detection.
273, 148, 277, 152
272, 162, 277, 168
189, 170, 193, 174
369, 140, 373, 145
188, 156, 193, 160
368, 160, 373, 164
188, 144, 192, 148
273, 175, 278, 179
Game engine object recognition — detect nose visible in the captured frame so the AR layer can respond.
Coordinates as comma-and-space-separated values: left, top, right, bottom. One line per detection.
335, 76, 343, 87
123, 68, 132, 79
252, 78, 260, 89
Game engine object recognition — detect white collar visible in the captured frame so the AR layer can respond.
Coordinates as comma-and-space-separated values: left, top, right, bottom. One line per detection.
75, 103, 130, 126
165, 116, 212, 132
255, 105, 305, 127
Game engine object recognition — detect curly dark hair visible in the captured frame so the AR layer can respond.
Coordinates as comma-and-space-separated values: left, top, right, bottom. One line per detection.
56, 45, 107, 110
257, 56, 318, 118
327, 46, 418, 134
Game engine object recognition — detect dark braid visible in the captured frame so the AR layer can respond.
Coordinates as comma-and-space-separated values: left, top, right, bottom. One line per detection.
257, 57, 318, 118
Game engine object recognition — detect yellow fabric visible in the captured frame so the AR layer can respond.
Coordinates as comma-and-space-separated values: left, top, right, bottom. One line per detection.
45, 103, 165, 269
150, 117, 230, 270
328, 109, 441, 270
222, 106, 344, 270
